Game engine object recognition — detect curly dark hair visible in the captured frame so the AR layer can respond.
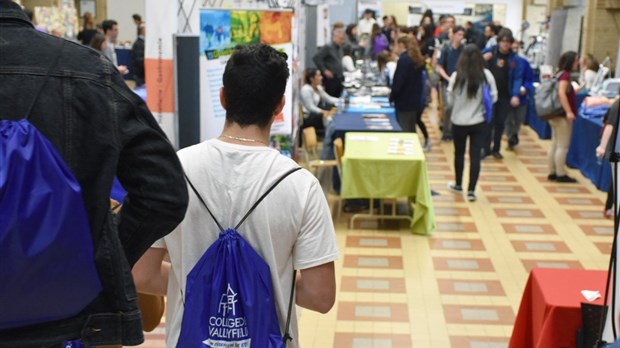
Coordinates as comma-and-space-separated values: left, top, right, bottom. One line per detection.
223, 44, 290, 128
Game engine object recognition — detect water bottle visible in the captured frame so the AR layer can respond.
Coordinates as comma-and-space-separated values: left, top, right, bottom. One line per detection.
340, 89, 348, 113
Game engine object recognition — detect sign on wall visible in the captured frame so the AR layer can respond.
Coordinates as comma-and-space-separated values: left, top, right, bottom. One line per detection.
198, 9, 295, 140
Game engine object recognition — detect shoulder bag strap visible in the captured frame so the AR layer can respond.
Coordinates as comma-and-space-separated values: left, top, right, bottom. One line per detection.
234, 166, 302, 230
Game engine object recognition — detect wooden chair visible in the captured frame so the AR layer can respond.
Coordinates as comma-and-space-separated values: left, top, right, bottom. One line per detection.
332, 137, 344, 222
302, 127, 337, 175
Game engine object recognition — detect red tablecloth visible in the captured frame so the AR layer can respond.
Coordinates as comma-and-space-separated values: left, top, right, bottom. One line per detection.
509, 268, 607, 348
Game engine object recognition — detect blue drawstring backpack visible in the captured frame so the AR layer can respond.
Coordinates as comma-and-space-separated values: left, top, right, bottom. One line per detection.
482, 81, 494, 124
0, 41, 102, 329
178, 167, 301, 348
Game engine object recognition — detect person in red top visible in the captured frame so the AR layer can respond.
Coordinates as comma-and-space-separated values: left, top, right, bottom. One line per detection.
548, 51, 579, 183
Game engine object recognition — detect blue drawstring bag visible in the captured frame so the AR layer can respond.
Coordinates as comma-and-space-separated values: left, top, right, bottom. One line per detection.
0, 41, 101, 329
0, 119, 102, 329
177, 168, 301, 348
482, 84, 493, 123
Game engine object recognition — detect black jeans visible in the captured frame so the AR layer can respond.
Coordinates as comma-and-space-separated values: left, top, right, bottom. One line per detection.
417, 115, 429, 142
453, 122, 488, 191
484, 97, 510, 153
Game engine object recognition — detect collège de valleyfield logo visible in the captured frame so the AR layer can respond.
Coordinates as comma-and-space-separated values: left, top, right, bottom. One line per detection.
203, 283, 251, 348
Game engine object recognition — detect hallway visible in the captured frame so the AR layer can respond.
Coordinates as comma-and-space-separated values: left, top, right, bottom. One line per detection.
141, 115, 613, 347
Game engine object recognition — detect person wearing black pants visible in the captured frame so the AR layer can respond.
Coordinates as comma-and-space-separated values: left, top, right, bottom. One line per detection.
446, 44, 498, 201
481, 28, 524, 159
484, 97, 509, 156
453, 122, 488, 197
416, 116, 430, 151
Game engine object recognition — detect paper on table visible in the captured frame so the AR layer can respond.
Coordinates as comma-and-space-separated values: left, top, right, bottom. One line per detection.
348, 135, 380, 142
581, 290, 601, 302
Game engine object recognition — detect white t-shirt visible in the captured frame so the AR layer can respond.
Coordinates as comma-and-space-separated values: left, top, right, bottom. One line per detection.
358, 17, 376, 35
153, 139, 339, 347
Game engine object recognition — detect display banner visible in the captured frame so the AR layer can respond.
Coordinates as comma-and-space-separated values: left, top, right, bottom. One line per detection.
316, 4, 330, 47
198, 9, 294, 140
145, 0, 177, 145
421, 0, 465, 14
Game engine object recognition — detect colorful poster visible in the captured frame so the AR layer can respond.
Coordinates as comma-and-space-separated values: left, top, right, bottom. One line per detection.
200, 10, 231, 53
230, 11, 261, 45
199, 9, 294, 139
316, 4, 330, 47
260, 11, 292, 45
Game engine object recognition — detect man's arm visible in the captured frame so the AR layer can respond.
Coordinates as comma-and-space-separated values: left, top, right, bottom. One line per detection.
132, 247, 169, 296
510, 57, 524, 106
295, 262, 336, 313
113, 76, 189, 266
294, 178, 339, 314
312, 46, 328, 73
436, 47, 451, 81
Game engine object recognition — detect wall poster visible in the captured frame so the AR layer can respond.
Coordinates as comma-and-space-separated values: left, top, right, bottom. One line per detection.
199, 9, 295, 143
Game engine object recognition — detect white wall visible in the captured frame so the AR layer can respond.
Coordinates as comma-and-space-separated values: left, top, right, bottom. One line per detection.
107, 0, 145, 44
382, 0, 524, 36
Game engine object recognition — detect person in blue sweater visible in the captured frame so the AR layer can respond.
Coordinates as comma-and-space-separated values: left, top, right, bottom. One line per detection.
389, 36, 426, 139
481, 28, 525, 159
505, 40, 535, 150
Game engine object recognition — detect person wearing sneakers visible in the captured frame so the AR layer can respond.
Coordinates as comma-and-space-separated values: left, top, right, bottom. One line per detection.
446, 44, 497, 202
547, 51, 580, 183
481, 28, 524, 159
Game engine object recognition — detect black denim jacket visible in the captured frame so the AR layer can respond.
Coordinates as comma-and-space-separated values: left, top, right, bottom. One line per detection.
0, 3, 188, 347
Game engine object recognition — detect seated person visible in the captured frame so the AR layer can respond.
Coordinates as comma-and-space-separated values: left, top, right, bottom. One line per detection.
300, 67, 340, 132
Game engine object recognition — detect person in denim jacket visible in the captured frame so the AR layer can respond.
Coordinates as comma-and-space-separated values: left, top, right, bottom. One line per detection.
0, 2, 188, 346
481, 28, 525, 159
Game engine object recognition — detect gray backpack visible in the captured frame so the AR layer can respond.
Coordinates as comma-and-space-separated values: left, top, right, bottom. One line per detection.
535, 73, 564, 120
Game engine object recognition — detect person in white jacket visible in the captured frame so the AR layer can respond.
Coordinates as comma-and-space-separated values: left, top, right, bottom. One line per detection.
446, 44, 498, 201
300, 67, 340, 132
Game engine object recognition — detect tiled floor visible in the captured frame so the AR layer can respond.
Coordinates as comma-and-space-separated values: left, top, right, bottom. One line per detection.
138, 105, 612, 347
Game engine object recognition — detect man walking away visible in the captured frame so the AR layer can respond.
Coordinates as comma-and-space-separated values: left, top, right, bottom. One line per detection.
132, 44, 339, 348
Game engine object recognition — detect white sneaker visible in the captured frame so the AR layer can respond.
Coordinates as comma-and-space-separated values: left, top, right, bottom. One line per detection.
467, 191, 477, 202
447, 182, 463, 194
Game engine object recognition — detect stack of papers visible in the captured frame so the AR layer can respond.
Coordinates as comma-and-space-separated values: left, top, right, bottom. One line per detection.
363, 114, 392, 130
387, 137, 414, 155
348, 135, 380, 142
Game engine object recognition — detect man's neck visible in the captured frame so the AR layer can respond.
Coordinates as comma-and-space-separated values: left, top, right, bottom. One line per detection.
219, 122, 271, 147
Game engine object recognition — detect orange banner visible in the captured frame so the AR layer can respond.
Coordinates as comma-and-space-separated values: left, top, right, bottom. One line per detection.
145, 58, 174, 114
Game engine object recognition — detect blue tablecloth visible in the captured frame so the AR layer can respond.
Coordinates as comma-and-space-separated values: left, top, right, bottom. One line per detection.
526, 99, 551, 139
332, 112, 402, 140
566, 115, 611, 191
345, 105, 395, 114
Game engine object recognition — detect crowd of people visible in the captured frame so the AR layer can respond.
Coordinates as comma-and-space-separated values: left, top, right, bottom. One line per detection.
308, 9, 597, 201
2, 1, 616, 346
76, 13, 145, 86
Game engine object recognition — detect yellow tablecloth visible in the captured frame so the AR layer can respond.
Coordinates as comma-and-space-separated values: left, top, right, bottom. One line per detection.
341, 132, 436, 235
